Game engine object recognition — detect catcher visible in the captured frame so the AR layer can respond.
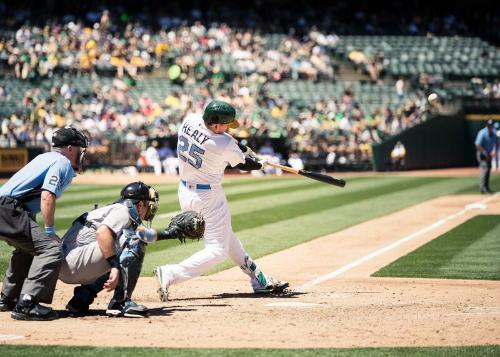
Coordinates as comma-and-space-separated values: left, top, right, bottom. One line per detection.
59, 181, 204, 318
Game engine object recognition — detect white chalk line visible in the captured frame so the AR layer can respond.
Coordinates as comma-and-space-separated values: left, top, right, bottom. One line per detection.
0, 334, 24, 341
265, 302, 320, 308
296, 193, 499, 292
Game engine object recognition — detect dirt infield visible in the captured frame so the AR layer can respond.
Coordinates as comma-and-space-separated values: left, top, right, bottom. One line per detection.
1, 191, 499, 348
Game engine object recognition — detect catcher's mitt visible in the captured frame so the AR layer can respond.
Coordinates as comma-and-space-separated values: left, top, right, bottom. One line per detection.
162, 211, 205, 243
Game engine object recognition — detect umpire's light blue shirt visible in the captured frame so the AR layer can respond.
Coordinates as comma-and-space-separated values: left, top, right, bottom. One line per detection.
475, 127, 497, 153
0, 151, 75, 213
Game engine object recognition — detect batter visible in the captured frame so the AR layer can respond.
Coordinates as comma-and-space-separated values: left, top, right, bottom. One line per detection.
154, 100, 288, 301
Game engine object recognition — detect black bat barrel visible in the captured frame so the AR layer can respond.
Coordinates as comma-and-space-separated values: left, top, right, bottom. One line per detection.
299, 170, 346, 188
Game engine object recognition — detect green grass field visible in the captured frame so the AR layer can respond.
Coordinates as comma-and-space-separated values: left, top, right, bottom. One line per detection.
1, 174, 499, 278
0, 345, 500, 357
373, 214, 500, 280
0, 174, 499, 356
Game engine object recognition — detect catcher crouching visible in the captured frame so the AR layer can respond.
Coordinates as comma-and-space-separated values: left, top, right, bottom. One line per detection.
59, 181, 204, 317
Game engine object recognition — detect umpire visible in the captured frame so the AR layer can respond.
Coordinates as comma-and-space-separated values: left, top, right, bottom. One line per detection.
0, 127, 88, 320
475, 120, 497, 194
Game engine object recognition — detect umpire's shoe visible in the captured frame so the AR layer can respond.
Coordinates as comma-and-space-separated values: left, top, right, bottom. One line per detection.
11, 299, 58, 321
0, 293, 17, 312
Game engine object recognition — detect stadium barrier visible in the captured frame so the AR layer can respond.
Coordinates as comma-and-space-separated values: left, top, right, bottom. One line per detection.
371, 113, 475, 171
0, 147, 44, 178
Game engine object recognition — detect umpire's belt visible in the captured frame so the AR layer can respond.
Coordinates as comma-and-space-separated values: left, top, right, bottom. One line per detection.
181, 180, 211, 190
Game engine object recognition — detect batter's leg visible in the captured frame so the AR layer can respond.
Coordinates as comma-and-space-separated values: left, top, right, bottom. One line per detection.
228, 232, 289, 294
169, 244, 226, 284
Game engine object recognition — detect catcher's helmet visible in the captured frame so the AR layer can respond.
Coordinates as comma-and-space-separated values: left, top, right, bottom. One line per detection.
121, 181, 159, 221
52, 127, 89, 148
202, 100, 239, 129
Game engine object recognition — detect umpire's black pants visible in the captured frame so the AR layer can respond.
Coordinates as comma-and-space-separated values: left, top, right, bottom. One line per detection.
477, 152, 492, 192
0, 196, 63, 304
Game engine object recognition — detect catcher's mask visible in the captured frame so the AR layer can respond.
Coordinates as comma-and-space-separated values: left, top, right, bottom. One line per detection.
120, 181, 159, 223
52, 127, 89, 173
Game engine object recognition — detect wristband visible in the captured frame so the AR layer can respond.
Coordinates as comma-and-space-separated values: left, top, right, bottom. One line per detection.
106, 255, 119, 269
137, 228, 156, 243
45, 226, 56, 237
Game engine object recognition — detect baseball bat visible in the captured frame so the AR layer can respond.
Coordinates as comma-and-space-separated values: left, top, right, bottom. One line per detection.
265, 162, 346, 188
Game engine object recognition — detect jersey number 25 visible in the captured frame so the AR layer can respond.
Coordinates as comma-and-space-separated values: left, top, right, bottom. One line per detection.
177, 135, 205, 169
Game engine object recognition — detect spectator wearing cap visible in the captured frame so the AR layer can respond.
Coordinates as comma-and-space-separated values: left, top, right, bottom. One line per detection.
475, 120, 497, 194
0, 127, 89, 321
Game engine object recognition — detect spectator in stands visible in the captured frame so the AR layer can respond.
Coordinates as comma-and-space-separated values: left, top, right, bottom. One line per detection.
144, 141, 163, 176
395, 78, 405, 102
288, 152, 304, 171
390, 141, 406, 170
475, 120, 497, 194
258, 140, 282, 175
157, 142, 179, 176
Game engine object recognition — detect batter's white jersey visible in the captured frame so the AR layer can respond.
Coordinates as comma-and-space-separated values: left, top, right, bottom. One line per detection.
177, 114, 245, 184
158, 111, 282, 292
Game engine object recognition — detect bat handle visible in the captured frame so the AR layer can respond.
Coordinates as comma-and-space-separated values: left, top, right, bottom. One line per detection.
265, 161, 299, 174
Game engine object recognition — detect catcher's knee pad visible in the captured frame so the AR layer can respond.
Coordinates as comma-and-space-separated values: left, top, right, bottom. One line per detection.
116, 238, 146, 301
120, 238, 145, 267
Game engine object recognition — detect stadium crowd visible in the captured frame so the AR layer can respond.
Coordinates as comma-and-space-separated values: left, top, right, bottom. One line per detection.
0, 0, 498, 171
0, 72, 431, 171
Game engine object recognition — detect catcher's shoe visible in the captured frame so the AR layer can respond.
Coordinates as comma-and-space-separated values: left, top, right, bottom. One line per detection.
253, 277, 289, 294
66, 296, 92, 315
123, 300, 149, 318
66, 286, 95, 315
106, 299, 124, 317
154, 266, 171, 302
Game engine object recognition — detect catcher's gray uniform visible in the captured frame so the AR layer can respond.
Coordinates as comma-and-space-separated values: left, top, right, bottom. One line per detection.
59, 203, 133, 284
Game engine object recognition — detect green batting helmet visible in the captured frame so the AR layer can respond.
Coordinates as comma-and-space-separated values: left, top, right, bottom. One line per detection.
202, 100, 239, 129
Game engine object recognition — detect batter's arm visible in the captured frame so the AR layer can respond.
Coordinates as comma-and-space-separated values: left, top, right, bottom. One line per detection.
230, 138, 263, 171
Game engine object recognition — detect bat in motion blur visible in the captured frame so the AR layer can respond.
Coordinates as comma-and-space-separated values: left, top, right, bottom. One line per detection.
265, 162, 346, 188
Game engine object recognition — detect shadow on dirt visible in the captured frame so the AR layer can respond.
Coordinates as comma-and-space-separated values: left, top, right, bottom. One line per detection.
171, 290, 306, 301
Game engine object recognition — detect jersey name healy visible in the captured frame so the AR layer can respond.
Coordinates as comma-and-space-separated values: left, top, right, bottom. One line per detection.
180, 122, 211, 146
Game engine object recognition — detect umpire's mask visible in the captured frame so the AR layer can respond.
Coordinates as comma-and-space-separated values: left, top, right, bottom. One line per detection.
52, 127, 89, 173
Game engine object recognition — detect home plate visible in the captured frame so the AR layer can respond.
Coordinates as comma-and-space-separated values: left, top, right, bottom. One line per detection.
466, 203, 487, 210
0, 334, 24, 341
265, 302, 320, 308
